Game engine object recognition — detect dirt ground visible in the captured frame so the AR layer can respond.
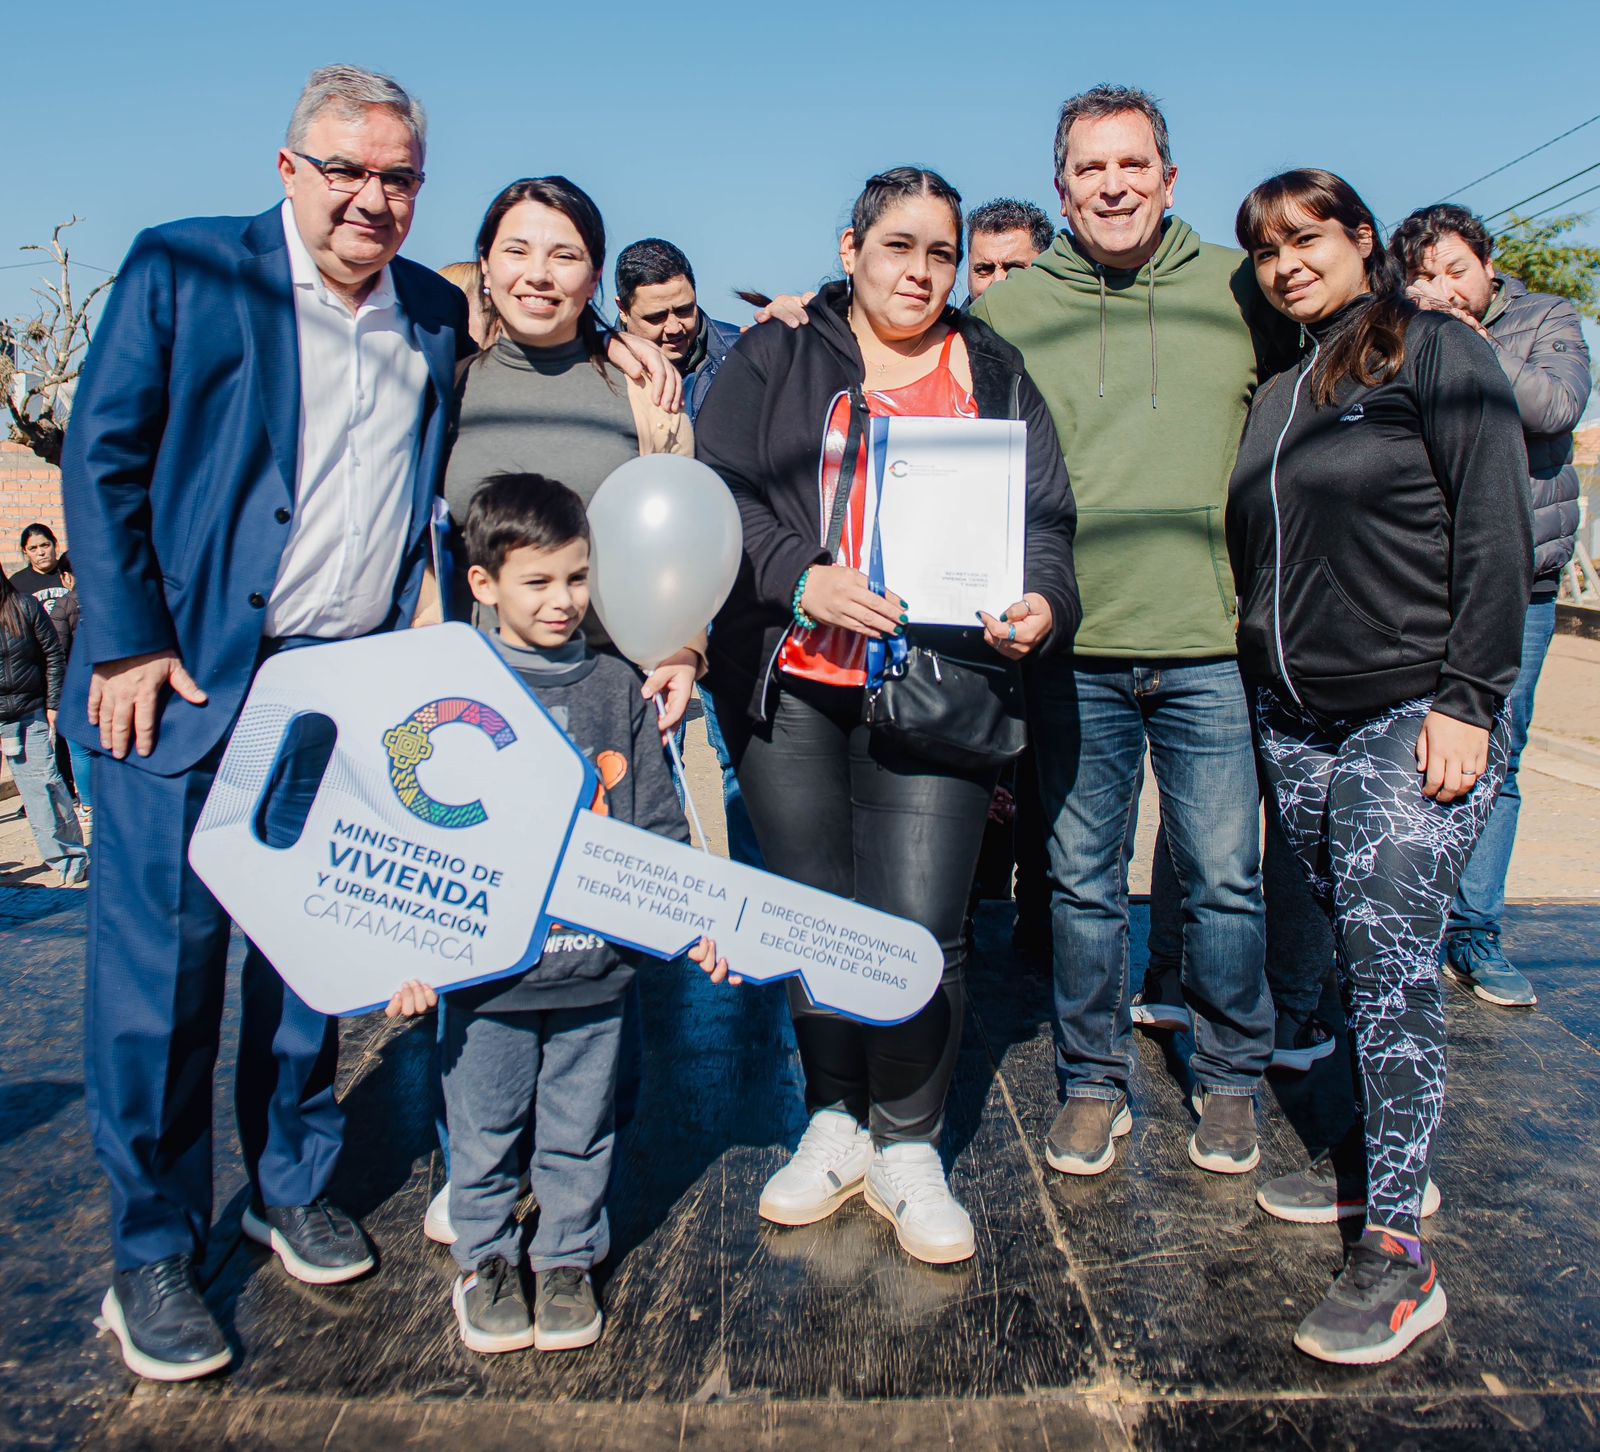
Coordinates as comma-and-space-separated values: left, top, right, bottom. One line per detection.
4, 633, 1597, 900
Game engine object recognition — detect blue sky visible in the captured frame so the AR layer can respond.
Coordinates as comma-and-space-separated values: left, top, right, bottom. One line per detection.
6, 0, 1600, 388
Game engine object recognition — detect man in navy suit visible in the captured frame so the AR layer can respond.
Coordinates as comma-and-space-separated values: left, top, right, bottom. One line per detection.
62, 65, 471, 1381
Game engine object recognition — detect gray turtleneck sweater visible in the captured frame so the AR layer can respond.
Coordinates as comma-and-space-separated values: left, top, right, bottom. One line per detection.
444, 337, 643, 650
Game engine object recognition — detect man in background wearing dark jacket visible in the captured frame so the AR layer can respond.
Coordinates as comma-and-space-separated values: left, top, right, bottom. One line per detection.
615, 238, 741, 423
965, 197, 1055, 303
613, 236, 761, 871
1394, 203, 1594, 1010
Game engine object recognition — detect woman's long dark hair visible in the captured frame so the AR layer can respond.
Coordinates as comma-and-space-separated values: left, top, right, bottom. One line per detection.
0, 569, 29, 640
474, 175, 611, 380
1236, 168, 1414, 406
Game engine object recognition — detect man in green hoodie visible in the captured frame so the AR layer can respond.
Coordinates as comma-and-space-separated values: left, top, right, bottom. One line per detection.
971, 84, 1279, 1180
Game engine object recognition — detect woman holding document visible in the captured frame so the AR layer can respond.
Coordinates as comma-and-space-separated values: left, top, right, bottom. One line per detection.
695, 167, 1079, 1266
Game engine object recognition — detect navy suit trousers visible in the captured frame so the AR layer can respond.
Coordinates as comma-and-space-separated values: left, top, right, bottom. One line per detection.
85, 711, 342, 1271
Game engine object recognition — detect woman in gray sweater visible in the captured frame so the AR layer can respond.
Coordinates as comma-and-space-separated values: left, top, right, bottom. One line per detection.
443, 175, 701, 711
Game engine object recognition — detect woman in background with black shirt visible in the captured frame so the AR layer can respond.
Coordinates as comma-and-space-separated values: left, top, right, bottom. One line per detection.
1227, 169, 1530, 1365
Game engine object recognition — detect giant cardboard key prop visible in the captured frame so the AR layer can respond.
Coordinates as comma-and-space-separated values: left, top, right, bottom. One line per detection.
189, 625, 943, 1024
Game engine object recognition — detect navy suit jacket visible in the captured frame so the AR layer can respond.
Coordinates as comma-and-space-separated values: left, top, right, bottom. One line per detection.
60, 206, 470, 775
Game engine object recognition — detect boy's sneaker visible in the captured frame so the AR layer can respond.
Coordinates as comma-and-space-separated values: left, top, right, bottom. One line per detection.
863, 1142, 976, 1264
533, 1267, 603, 1352
1257, 1150, 1441, 1224
1045, 1093, 1132, 1175
1270, 1011, 1337, 1071
758, 1109, 872, 1226
424, 1185, 456, 1246
1443, 930, 1537, 1008
1131, 966, 1192, 1032
1293, 1236, 1447, 1364
99, 1255, 233, 1382
452, 1255, 535, 1354
1188, 1090, 1260, 1174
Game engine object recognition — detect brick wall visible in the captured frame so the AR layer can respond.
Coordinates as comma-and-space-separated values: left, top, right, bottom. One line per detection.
0, 440, 66, 577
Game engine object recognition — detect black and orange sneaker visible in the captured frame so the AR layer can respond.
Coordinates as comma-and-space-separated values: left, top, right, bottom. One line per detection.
1293, 1236, 1447, 1365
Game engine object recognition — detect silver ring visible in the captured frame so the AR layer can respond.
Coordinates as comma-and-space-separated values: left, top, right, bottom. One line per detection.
1007, 624, 1017, 643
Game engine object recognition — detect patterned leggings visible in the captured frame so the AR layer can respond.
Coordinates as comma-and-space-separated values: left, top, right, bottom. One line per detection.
1253, 687, 1509, 1237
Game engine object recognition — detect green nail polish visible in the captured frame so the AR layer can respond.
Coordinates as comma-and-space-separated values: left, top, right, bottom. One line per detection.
899, 612, 909, 623
894, 624, 905, 636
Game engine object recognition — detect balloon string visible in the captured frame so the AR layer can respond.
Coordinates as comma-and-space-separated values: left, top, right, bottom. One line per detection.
656, 696, 710, 854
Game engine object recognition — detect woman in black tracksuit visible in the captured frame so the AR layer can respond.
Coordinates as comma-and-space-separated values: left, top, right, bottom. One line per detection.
695, 168, 1078, 1267
1227, 169, 1531, 1365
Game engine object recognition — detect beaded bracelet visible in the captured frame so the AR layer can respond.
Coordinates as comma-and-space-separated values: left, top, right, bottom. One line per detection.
792, 567, 818, 630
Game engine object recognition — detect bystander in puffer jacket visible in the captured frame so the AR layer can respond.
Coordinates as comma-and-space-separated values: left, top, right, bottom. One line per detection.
1482, 274, 1593, 590
0, 591, 64, 723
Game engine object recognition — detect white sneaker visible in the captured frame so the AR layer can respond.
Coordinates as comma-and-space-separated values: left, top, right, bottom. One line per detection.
424, 1185, 456, 1246
758, 1110, 872, 1226
863, 1142, 976, 1265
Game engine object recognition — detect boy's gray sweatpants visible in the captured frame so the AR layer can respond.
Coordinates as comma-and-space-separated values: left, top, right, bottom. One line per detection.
442, 998, 623, 1274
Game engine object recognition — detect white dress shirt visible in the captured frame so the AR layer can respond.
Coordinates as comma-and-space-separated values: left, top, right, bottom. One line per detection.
264, 200, 429, 639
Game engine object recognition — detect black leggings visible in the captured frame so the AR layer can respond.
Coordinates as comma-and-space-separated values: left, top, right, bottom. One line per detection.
728, 677, 996, 1146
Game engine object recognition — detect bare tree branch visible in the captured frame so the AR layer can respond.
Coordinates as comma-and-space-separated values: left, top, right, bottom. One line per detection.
3, 217, 115, 465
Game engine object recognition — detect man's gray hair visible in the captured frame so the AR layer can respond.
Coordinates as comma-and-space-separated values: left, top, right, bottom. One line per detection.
1053, 84, 1173, 185
285, 64, 427, 157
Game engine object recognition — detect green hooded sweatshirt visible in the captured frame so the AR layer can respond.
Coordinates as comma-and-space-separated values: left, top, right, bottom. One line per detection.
972, 216, 1284, 658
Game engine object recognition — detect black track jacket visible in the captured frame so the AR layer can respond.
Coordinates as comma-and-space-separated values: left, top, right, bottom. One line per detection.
1227, 305, 1532, 730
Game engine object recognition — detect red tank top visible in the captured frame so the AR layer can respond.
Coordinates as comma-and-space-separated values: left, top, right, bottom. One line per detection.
781, 331, 977, 687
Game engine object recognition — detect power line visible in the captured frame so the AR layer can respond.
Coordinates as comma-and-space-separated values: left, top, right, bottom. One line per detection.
1484, 160, 1600, 222
1495, 180, 1600, 238
0, 258, 114, 273
1444, 111, 1600, 198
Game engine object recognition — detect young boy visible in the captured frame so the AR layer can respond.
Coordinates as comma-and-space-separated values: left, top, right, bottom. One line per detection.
387, 473, 724, 1354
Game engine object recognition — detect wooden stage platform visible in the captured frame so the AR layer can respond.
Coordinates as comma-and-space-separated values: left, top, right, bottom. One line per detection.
3, 888, 1597, 1449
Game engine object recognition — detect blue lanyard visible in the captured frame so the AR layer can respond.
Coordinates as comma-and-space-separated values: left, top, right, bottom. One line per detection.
866, 416, 909, 689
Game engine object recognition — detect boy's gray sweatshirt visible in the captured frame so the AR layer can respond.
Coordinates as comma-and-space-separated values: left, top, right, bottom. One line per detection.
448, 631, 689, 1014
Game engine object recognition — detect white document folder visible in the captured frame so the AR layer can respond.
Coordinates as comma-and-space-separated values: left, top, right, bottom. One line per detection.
869, 416, 1027, 627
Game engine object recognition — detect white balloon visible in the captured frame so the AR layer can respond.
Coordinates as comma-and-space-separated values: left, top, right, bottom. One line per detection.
586, 455, 743, 666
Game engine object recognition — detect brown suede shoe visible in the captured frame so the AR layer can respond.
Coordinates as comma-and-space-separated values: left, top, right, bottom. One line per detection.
1045, 1093, 1132, 1175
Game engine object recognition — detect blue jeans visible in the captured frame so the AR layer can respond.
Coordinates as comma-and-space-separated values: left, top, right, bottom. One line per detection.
1448, 598, 1557, 938
698, 686, 764, 868
2, 712, 87, 878
67, 737, 95, 810
1147, 785, 1335, 1023
1032, 658, 1271, 1100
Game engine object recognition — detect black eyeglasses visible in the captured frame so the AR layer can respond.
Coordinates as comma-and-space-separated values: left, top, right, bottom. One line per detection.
293, 152, 425, 200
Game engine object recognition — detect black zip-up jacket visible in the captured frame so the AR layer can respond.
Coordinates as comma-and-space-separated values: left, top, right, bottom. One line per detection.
0, 591, 65, 723
1227, 304, 1532, 730
695, 282, 1081, 723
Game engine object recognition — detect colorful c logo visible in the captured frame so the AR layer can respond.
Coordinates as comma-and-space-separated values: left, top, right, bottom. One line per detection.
383, 698, 517, 829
